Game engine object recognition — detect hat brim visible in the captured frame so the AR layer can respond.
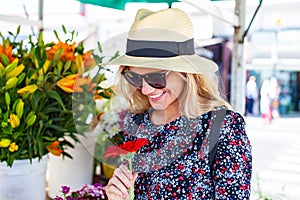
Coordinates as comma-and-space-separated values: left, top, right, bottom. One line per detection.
109, 54, 218, 74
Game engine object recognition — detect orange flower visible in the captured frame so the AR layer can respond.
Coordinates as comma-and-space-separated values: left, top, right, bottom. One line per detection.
82, 51, 96, 70
94, 95, 104, 101
46, 141, 63, 156
57, 74, 77, 93
0, 41, 15, 64
104, 138, 149, 159
57, 74, 96, 93
75, 76, 95, 92
46, 41, 76, 62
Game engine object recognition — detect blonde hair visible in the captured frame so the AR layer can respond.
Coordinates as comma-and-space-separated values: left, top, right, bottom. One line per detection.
116, 66, 232, 118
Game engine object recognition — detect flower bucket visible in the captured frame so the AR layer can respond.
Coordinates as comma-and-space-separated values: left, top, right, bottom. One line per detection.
0, 155, 48, 200
47, 132, 97, 199
101, 162, 116, 179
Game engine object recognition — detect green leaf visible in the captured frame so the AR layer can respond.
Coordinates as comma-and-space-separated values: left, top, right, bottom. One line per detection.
13, 131, 23, 139
42, 136, 56, 142
16, 25, 21, 35
27, 68, 37, 81
12, 98, 21, 112
63, 59, 72, 74
47, 124, 68, 132
97, 41, 102, 53
5, 92, 10, 110
60, 138, 76, 148
93, 54, 104, 65
32, 90, 44, 111
2, 125, 12, 134
44, 107, 62, 114
1, 54, 9, 66
54, 30, 59, 40
45, 90, 66, 110
17, 72, 26, 84
62, 151, 73, 159
34, 46, 47, 70
38, 31, 44, 46
51, 48, 63, 65
62, 25, 67, 34
109, 50, 120, 62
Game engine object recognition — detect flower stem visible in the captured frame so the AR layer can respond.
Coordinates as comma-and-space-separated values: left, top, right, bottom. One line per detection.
129, 155, 134, 200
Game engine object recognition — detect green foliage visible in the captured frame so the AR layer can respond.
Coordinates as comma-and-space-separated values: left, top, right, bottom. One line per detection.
0, 26, 116, 167
252, 175, 288, 200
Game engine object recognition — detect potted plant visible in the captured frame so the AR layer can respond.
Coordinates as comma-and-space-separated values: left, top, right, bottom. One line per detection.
0, 26, 116, 199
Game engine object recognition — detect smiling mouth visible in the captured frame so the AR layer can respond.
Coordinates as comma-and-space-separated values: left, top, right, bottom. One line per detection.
149, 92, 165, 100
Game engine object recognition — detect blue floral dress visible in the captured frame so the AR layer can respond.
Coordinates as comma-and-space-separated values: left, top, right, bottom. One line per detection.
123, 107, 252, 200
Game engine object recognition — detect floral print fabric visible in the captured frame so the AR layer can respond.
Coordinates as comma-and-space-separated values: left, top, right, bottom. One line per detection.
123, 107, 252, 200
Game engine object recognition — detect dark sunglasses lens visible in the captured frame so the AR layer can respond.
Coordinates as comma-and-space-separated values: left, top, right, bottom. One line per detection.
145, 73, 166, 89
123, 72, 142, 88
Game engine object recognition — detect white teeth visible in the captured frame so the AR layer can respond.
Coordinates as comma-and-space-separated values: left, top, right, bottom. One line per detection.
149, 93, 163, 98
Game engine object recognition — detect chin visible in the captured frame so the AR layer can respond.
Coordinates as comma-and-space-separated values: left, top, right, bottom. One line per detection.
150, 103, 168, 110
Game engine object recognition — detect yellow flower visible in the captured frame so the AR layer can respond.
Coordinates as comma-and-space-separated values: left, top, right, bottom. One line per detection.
0, 138, 11, 148
17, 84, 38, 95
5, 63, 25, 79
36, 59, 50, 75
9, 142, 18, 152
8, 114, 20, 128
5, 77, 18, 89
16, 99, 24, 118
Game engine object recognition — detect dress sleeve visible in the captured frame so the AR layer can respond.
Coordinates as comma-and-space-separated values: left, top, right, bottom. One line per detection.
212, 111, 252, 199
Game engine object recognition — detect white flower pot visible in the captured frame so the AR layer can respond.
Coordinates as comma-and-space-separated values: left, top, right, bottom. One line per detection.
47, 132, 97, 199
0, 155, 48, 200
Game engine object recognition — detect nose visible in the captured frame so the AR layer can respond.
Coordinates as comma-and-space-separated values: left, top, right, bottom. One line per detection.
141, 79, 155, 95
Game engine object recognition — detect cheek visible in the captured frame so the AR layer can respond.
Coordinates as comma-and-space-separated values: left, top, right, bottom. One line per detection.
168, 79, 186, 98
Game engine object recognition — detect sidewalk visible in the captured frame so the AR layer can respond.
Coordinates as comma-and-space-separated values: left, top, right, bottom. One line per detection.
245, 114, 300, 200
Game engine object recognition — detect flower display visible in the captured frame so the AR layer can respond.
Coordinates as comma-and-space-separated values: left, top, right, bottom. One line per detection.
0, 26, 117, 167
54, 183, 107, 200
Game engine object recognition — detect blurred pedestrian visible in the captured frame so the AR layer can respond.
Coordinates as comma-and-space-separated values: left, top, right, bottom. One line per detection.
269, 77, 281, 119
246, 75, 259, 115
260, 79, 272, 124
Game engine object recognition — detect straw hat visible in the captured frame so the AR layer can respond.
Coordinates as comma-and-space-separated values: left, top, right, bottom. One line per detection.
110, 8, 218, 74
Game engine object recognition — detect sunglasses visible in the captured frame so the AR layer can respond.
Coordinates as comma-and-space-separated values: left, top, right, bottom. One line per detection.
121, 68, 170, 89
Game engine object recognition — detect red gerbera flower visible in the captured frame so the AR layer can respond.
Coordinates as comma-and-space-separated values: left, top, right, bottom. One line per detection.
104, 138, 149, 159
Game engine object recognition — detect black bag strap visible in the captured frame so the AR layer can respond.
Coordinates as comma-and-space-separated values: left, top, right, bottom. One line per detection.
208, 108, 227, 177
130, 112, 144, 135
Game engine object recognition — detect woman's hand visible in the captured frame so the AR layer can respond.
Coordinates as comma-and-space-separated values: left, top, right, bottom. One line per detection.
106, 164, 138, 200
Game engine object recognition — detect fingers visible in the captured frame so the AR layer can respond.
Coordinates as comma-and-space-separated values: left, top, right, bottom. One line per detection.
117, 165, 134, 186
133, 172, 138, 182
106, 164, 136, 200
106, 182, 127, 200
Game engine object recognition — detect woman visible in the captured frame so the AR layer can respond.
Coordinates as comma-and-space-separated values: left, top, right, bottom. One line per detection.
105, 8, 252, 200
260, 79, 272, 124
